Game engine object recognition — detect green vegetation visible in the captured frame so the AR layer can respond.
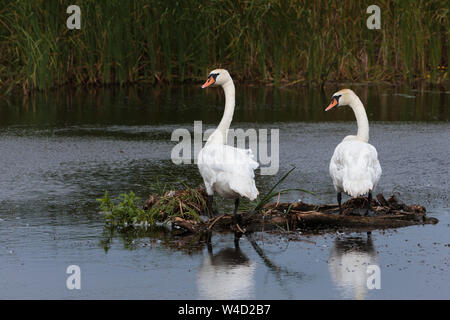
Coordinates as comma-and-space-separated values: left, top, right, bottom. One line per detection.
97, 189, 206, 229
98, 168, 313, 230
98, 191, 148, 228
244, 167, 315, 213
0, 0, 448, 93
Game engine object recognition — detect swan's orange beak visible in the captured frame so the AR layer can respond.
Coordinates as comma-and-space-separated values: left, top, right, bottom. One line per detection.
325, 98, 339, 111
201, 77, 215, 89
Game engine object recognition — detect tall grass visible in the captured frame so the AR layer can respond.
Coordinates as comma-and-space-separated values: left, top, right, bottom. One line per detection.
0, 0, 448, 92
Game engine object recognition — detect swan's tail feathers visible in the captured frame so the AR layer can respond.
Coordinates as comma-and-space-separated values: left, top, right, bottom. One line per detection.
342, 179, 373, 198
248, 158, 259, 171
245, 181, 259, 201
341, 145, 381, 198
230, 177, 259, 201
227, 147, 259, 199
242, 187, 259, 201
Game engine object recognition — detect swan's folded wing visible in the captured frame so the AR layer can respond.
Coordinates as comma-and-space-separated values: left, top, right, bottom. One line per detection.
198, 144, 259, 177
366, 144, 382, 188
197, 144, 260, 200
329, 144, 346, 189
330, 141, 382, 196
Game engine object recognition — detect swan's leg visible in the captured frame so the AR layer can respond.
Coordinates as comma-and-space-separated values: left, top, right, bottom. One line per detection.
337, 192, 342, 214
206, 230, 213, 253
234, 235, 240, 248
206, 195, 214, 218
365, 191, 372, 216
233, 198, 243, 243
232, 198, 242, 225
233, 198, 240, 215
234, 231, 242, 247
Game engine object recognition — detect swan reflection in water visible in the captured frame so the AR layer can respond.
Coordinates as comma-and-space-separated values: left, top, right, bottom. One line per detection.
197, 241, 256, 300
328, 233, 378, 300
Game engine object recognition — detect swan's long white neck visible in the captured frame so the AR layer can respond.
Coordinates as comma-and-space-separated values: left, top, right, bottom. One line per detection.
207, 80, 235, 145
349, 95, 369, 142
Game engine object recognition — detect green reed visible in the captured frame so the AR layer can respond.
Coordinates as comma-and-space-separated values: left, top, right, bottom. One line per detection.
0, 0, 448, 93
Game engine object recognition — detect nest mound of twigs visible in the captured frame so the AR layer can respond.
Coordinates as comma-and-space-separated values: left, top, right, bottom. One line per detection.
143, 188, 208, 222
340, 194, 426, 216
142, 191, 438, 235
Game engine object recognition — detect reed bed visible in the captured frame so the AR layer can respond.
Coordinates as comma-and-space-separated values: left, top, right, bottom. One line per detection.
0, 0, 448, 93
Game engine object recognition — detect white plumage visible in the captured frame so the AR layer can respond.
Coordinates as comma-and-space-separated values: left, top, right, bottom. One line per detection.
330, 139, 381, 197
198, 69, 259, 214
326, 89, 382, 204
198, 144, 259, 200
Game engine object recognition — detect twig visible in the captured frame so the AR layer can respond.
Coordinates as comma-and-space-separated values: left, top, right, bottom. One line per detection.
275, 192, 281, 208
178, 200, 183, 216
207, 214, 225, 230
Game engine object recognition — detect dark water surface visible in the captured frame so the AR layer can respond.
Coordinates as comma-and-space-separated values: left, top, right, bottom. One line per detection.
0, 85, 449, 299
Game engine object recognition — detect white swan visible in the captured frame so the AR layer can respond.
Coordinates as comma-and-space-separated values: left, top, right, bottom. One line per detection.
198, 69, 259, 217
326, 89, 382, 214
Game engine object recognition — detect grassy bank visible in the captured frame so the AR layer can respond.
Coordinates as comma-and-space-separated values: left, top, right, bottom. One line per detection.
0, 0, 448, 93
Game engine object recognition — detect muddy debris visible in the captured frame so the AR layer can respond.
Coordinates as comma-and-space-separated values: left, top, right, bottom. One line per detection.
143, 191, 439, 236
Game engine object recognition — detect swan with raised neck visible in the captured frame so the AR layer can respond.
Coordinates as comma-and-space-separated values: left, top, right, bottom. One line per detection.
198, 69, 259, 217
326, 88, 369, 143
201, 69, 235, 145
326, 88, 382, 214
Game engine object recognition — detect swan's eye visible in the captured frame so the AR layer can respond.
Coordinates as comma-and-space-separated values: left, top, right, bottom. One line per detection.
202, 73, 220, 88
209, 73, 219, 81
332, 95, 341, 105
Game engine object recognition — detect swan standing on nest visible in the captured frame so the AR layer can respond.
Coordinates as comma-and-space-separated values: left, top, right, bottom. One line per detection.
198, 69, 259, 217
325, 89, 382, 214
